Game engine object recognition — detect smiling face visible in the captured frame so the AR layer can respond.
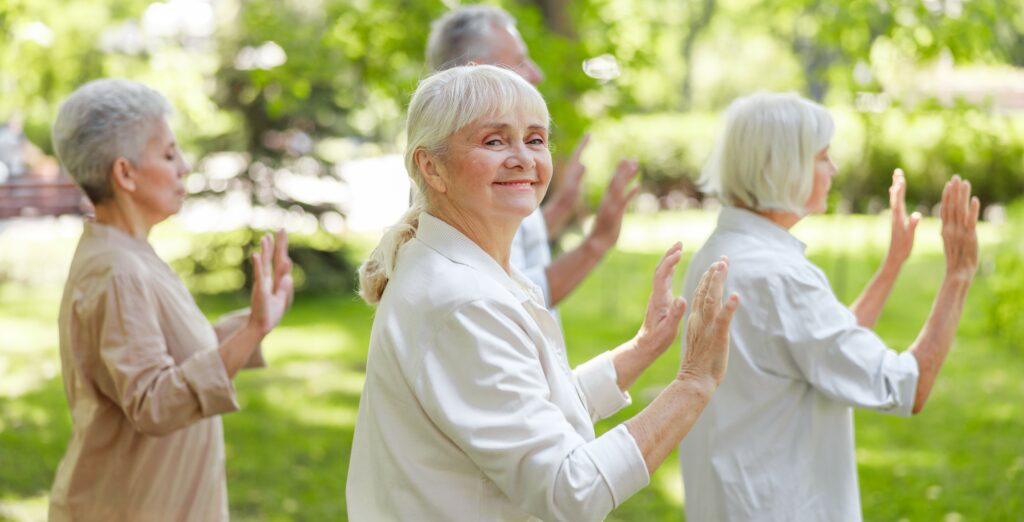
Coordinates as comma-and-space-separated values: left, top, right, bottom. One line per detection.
122, 118, 190, 224
419, 107, 552, 232
804, 145, 837, 214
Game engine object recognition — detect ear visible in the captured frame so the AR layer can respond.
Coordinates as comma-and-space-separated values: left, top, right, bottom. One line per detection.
110, 157, 137, 193
415, 149, 447, 194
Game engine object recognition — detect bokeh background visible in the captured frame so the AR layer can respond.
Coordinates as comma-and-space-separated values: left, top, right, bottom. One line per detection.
2, 0, 1023, 520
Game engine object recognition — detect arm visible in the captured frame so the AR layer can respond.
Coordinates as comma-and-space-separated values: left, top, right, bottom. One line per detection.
907, 175, 979, 414
96, 231, 292, 435
545, 159, 639, 306
850, 169, 920, 328
541, 133, 589, 238
218, 230, 293, 378
625, 258, 738, 474
571, 243, 689, 422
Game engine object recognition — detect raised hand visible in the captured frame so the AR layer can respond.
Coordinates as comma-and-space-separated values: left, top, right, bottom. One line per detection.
588, 158, 640, 253
886, 168, 921, 267
680, 258, 739, 386
634, 242, 688, 357
940, 175, 980, 281
249, 229, 294, 336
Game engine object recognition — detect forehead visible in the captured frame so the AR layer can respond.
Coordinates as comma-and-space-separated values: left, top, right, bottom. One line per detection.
143, 118, 175, 146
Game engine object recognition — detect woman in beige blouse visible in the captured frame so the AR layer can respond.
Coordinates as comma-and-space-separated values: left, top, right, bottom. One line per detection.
48, 79, 294, 521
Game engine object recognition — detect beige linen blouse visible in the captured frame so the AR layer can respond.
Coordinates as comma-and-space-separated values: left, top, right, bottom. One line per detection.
49, 221, 259, 521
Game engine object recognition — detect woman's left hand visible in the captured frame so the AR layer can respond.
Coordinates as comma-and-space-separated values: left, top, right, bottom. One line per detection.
634, 242, 688, 358
886, 168, 921, 268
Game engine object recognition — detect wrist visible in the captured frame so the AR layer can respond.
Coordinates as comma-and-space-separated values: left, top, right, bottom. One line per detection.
583, 233, 610, 258
671, 372, 717, 403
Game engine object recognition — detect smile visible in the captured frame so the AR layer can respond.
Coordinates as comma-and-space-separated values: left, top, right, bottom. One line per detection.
493, 180, 536, 189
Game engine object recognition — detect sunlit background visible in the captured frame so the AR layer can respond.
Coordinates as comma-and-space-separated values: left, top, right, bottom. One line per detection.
2, 0, 1023, 520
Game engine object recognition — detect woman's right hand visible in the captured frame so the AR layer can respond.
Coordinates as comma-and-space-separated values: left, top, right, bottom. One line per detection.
249, 230, 294, 337
679, 258, 739, 386
940, 175, 980, 282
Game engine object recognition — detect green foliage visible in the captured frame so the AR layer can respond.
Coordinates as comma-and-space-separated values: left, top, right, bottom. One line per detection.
171, 228, 358, 297
988, 201, 1024, 349
584, 107, 1024, 209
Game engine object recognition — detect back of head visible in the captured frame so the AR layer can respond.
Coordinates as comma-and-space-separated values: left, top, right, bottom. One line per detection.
358, 64, 548, 305
52, 78, 172, 204
426, 5, 515, 71
700, 92, 834, 215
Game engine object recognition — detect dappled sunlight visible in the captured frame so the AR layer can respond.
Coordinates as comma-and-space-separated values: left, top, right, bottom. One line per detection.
0, 493, 48, 522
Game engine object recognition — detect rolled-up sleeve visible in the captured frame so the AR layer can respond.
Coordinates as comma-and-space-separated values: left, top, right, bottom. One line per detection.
95, 274, 239, 436
573, 351, 632, 422
765, 272, 919, 417
416, 300, 649, 522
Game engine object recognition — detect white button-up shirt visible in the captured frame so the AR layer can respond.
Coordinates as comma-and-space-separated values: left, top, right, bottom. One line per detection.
678, 207, 920, 522
347, 213, 649, 521
510, 207, 553, 307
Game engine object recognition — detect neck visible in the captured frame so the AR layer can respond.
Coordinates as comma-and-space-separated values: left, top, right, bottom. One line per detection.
429, 203, 520, 272
739, 204, 801, 230
93, 199, 154, 240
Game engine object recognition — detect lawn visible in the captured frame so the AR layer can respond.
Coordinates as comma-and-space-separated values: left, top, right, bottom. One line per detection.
1, 211, 1021, 521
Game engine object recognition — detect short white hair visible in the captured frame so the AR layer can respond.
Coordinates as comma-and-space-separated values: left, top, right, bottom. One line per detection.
700, 92, 834, 215
359, 64, 548, 304
52, 78, 172, 203
426, 5, 516, 71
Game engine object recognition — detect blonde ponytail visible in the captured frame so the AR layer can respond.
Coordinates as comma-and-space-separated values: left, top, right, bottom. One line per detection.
358, 195, 427, 305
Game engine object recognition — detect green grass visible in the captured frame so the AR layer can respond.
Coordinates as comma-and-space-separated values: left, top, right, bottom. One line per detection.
1, 211, 1021, 521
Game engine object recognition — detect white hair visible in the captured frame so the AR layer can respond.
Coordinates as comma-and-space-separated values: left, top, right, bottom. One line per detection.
426, 5, 516, 71
700, 92, 834, 215
358, 64, 549, 304
52, 78, 172, 204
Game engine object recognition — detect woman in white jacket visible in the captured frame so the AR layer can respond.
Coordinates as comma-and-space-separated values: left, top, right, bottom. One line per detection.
346, 64, 739, 521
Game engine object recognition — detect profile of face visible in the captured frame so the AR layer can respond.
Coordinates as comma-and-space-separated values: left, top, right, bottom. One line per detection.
419, 107, 552, 229
485, 23, 544, 86
113, 118, 190, 223
804, 146, 837, 214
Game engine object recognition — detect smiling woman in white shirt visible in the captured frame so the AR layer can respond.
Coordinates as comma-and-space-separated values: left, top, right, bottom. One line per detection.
346, 64, 740, 521
678, 92, 980, 521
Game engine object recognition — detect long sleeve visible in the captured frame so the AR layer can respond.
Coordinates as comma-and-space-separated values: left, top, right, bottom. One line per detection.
573, 351, 632, 422
415, 299, 649, 522
759, 270, 919, 416
213, 308, 266, 369
93, 274, 239, 436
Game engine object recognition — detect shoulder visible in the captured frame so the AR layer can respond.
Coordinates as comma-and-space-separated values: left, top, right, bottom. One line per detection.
383, 238, 517, 316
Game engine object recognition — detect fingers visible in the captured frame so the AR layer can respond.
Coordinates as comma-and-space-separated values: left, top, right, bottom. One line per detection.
654, 242, 684, 279
968, 196, 980, 231
570, 133, 591, 165
691, 259, 718, 320
609, 158, 639, 193
890, 168, 906, 220
908, 211, 921, 235
941, 179, 952, 223
703, 257, 728, 320
713, 293, 741, 341
251, 251, 264, 293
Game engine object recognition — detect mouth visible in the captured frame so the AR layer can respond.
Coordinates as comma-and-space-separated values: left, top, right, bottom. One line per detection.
493, 179, 537, 189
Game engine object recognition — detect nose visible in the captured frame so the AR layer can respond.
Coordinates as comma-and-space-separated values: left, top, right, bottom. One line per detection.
521, 59, 544, 86
178, 155, 191, 178
504, 141, 536, 171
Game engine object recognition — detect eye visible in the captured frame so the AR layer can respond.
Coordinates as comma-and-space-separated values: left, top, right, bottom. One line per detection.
527, 137, 546, 145
485, 138, 503, 146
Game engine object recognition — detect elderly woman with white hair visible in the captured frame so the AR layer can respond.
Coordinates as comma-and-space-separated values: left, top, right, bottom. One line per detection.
49, 79, 294, 520
346, 64, 739, 521
678, 92, 980, 521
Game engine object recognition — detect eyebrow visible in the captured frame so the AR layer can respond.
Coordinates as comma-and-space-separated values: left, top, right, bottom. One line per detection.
479, 123, 548, 132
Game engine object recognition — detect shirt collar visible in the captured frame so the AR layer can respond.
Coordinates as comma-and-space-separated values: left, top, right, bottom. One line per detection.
415, 212, 543, 305
716, 206, 807, 254
83, 220, 157, 256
